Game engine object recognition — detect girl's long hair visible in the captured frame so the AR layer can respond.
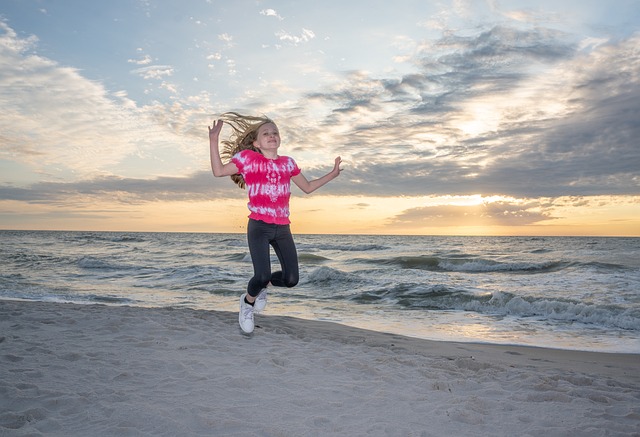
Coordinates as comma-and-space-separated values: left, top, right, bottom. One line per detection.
219, 112, 273, 189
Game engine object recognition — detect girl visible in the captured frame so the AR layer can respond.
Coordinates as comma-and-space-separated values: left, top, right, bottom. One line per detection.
209, 112, 342, 333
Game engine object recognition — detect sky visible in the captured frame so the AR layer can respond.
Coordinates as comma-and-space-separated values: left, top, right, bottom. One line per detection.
0, 0, 639, 236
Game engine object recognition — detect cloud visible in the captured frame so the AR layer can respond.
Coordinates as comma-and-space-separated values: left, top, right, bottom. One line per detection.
128, 54, 153, 65
388, 200, 554, 228
0, 21, 202, 182
0, 171, 244, 205
299, 27, 640, 199
0, 20, 37, 52
218, 33, 233, 44
130, 65, 174, 80
275, 28, 315, 45
260, 9, 283, 20
0, 23, 134, 175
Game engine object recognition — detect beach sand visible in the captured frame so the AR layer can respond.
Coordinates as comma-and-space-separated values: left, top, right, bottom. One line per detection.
1, 300, 638, 436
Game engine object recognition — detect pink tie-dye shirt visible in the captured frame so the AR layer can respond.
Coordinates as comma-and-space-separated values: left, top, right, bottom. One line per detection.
232, 149, 301, 225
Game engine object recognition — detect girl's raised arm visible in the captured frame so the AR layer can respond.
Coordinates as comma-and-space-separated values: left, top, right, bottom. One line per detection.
209, 119, 239, 177
292, 156, 342, 194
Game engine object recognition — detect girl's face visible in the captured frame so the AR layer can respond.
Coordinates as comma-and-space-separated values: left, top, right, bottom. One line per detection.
253, 122, 280, 154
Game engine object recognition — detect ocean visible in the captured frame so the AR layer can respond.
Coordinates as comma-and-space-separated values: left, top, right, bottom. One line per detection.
1, 230, 639, 353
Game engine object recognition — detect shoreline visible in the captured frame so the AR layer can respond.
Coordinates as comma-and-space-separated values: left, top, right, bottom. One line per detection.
2, 299, 639, 436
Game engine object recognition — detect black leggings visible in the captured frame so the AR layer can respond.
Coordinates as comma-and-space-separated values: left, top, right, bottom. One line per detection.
246, 219, 299, 297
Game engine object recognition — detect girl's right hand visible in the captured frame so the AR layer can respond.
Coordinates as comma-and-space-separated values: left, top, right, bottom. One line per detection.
208, 119, 224, 138
331, 156, 343, 177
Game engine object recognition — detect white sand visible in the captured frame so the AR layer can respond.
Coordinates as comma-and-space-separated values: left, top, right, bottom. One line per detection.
1, 300, 638, 437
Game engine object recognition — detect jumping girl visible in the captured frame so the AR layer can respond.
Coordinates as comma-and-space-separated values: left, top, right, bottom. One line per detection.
209, 112, 342, 333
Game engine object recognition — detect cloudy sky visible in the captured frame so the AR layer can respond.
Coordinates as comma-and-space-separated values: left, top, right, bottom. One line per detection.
1, 0, 639, 235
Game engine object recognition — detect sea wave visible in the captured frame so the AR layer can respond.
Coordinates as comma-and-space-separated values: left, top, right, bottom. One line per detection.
298, 253, 330, 263
373, 255, 570, 273
87, 294, 138, 304
438, 259, 570, 273
351, 286, 640, 330
77, 256, 141, 271
63, 232, 147, 244
298, 242, 389, 252
303, 266, 364, 285
107, 235, 147, 243
7, 253, 65, 268
222, 252, 251, 262
488, 292, 640, 330
139, 265, 239, 291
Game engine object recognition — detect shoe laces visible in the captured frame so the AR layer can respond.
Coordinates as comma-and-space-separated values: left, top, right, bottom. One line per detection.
241, 302, 254, 320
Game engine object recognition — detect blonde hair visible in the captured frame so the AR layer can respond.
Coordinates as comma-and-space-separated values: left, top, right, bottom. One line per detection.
219, 112, 274, 189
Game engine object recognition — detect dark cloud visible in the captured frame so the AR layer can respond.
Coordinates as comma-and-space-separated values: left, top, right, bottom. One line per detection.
0, 172, 245, 205
388, 201, 554, 228
299, 27, 640, 199
383, 26, 576, 113
433, 26, 574, 69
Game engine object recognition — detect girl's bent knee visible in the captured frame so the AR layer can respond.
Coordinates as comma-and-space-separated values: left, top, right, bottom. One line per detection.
285, 277, 299, 288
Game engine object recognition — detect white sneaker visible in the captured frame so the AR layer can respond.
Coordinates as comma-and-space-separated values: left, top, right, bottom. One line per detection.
238, 294, 254, 333
254, 288, 268, 313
